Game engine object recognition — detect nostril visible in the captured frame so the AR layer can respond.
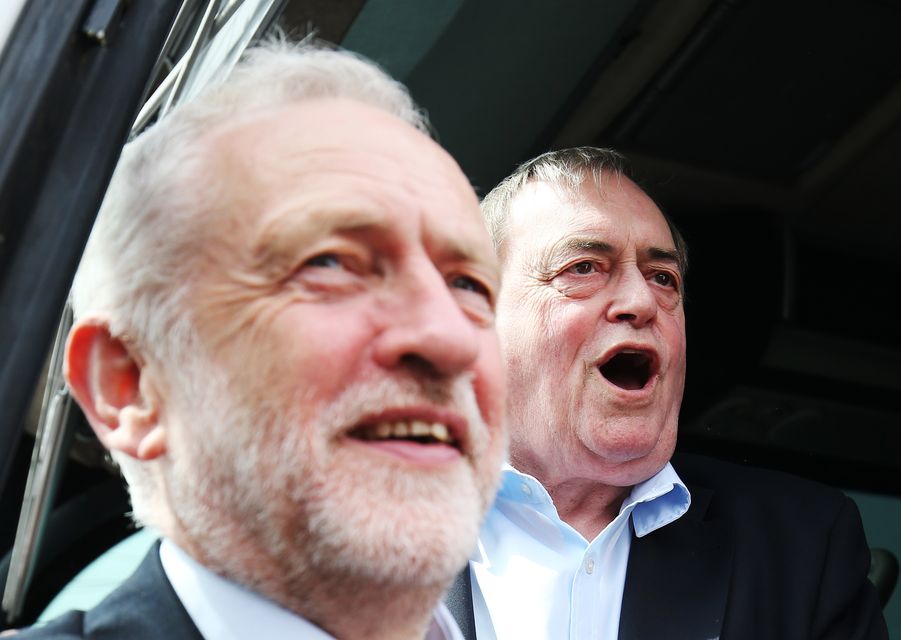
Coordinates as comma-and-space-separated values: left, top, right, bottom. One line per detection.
398, 353, 442, 378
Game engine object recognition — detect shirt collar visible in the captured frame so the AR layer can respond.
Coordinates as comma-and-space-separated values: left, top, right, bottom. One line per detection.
496, 461, 690, 538
496, 462, 554, 504
624, 461, 691, 537
160, 539, 462, 640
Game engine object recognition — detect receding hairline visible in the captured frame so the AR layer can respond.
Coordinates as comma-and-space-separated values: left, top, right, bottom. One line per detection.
485, 164, 631, 260
480, 147, 687, 277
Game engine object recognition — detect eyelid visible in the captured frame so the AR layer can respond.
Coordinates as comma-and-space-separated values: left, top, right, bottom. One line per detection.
648, 267, 682, 291
449, 276, 496, 326
303, 252, 342, 268
301, 240, 371, 269
450, 271, 496, 303
556, 257, 604, 276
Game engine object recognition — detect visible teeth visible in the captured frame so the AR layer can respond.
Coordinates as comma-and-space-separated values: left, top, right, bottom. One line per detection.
432, 422, 449, 441
364, 420, 454, 443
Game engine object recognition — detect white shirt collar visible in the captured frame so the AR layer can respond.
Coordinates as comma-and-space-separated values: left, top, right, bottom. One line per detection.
495, 460, 691, 539
625, 460, 691, 537
159, 539, 463, 640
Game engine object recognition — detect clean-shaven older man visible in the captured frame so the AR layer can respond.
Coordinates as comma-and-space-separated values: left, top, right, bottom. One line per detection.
445, 147, 887, 639
14, 39, 507, 640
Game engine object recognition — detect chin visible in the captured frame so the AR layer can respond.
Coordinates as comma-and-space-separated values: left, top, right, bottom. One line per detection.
587, 433, 676, 485
302, 458, 490, 587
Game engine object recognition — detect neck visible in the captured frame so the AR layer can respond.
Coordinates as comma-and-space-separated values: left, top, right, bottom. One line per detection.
539, 476, 630, 540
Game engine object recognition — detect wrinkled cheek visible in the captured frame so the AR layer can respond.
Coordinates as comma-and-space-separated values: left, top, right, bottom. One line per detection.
523, 307, 589, 394
672, 337, 688, 401
557, 304, 598, 350
500, 306, 557, 365
193, 282, 286, 349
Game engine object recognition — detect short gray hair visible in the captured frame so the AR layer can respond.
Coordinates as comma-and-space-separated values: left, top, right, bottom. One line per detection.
69, 36, 430, 527
480, 146, 688, 276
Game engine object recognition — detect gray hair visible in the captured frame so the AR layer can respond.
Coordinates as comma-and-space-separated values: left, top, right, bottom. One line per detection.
69, 36, 430, 527
480, 146, 688, 276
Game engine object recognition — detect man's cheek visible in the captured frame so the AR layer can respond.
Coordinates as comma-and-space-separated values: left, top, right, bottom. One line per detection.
474, 339, 507, 430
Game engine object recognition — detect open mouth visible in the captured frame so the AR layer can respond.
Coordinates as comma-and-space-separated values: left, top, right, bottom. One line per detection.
348, 420, 460, 449
598, 350, 655, 391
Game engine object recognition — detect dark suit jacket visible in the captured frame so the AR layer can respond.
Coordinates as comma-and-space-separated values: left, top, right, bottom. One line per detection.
447, 452, 889, 639
13, 542, 203, 640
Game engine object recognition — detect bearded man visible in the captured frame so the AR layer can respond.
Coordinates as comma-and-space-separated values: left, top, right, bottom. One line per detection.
15, 39, 507, 640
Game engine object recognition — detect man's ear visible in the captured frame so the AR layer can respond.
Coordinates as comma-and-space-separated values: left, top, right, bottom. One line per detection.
64, 319, 166, 461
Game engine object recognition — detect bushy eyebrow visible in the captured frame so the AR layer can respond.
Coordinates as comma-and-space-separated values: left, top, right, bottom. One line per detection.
646, 247, 682, 273
546, 237, 616, 262
563, 238, 615, 254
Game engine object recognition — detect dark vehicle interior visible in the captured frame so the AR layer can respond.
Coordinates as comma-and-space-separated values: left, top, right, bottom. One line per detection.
2, 0, 900, 635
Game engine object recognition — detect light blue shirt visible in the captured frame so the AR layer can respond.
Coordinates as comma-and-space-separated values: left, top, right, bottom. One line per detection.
471, 462, 690, 640
160, 539, 464, 640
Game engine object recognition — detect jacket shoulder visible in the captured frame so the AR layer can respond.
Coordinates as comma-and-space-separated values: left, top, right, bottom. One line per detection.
4, 541, 201, 640
6, 610, 86, 639
672, 451, 847, 511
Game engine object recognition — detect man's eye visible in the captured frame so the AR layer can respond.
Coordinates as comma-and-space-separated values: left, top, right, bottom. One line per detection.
567, 261, 597, 275
450, 275, 491, 299
653, 272, 677, 288
304, 253, 342, 269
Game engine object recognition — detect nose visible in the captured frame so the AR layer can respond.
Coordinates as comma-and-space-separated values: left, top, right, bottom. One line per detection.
372, 264, 481, 378
605, 266, 658, 327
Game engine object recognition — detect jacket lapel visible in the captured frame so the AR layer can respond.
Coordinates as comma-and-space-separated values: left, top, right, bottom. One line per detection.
618, 485, 733, 640
84, 540, 204, 640
445, 566, 478, 640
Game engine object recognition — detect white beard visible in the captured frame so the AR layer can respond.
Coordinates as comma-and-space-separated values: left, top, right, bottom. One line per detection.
161, 362, 503, 596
